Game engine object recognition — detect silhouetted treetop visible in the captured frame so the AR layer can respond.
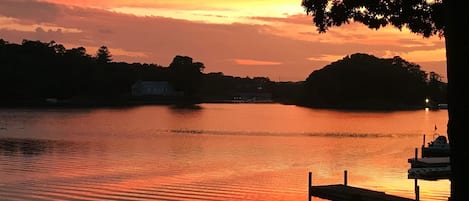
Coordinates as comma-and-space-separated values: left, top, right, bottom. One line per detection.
303, 53, 445, 109
66, 47, 89, 58
301, 0, 445, 37
167, 55, 206, 101
96, 46, 112, 64
169, 55, 205, 73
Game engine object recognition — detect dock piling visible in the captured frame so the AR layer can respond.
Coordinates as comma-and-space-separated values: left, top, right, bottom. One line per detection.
308, 172, 312, 201
414, 179, 420, 201
415, 148, 418, 160
344, 170, 348, 186
422, 135, 426, 157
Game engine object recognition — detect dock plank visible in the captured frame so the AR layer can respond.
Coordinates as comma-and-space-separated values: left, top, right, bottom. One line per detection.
408, 157, 449, 168
408, 166, 451, 180
310, 184, 414, 201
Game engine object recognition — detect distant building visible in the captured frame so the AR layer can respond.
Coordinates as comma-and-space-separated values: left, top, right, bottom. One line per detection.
131, 81, 183, 96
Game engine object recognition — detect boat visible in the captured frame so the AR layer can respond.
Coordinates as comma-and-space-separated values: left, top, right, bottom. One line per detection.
407, 129, 452, 181
437, 103, 448, 109
421, 133, 450, 157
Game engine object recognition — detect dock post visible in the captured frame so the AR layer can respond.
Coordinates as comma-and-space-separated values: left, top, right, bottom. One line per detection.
344, 170, 348, 186
421, 144, 424, 158
415, 148, 418, 160
421, 135, 426, 157
308, 172, 312, 201
414, 179, 420, 201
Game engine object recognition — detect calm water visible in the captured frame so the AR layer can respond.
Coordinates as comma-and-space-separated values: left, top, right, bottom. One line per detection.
0, 103, 450, 201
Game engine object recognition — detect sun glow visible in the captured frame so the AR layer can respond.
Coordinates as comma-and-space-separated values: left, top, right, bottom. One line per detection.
234, 59, 283, 66
108, 1, 304, 24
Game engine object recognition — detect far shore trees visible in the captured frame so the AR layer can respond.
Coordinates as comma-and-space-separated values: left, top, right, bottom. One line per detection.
168, 55, 205, 102
0, 39, 447, 110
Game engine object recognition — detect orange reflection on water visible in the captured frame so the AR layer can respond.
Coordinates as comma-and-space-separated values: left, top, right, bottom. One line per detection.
0, 104, 449, 201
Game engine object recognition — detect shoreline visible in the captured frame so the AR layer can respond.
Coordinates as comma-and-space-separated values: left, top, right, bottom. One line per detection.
0, 99, 434, 112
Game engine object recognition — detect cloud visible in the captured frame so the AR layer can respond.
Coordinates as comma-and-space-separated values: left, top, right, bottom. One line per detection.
249, 14, 313, 25
307, 54, 345, 62
0, 17, 82, 33
383, 48, 446, 63
234, 59, 282, 66
251, 14, 444, 48
0, 0, 62, 23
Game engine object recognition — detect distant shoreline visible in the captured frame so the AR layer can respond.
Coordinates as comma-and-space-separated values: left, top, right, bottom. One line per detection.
0, 98, 438, 112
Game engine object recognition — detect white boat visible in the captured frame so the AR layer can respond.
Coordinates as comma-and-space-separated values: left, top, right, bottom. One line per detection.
421, 134, 450, 157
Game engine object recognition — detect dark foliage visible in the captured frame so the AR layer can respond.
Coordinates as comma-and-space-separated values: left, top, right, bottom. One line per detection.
0, 39, 170, 106
302, 53, 446, 110
168, 55, 205, 102
302, 0, 445, 37
0, 39, 282, 106
0, 39, 445, 110
199, 72, 276, 102
96, 46, 112, 64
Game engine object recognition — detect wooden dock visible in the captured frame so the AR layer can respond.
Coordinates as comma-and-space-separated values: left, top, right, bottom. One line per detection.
408, 157, 450, 168
408, 166, 451, 180
310, 184, 415, 201
308, 171, 417, 201
407, 148, 451, 180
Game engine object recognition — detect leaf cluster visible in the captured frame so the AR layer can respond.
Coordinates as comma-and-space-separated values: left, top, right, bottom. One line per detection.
302, 0, 445, 37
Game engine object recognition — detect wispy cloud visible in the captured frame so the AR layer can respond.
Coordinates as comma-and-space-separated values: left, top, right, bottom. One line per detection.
234, 59, 282, 66
307, 54, 345, 62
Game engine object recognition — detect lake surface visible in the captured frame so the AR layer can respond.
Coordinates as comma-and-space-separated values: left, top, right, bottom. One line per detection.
0, 103, 450, 201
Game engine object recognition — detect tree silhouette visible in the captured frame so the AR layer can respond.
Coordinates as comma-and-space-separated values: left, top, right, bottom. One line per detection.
427, 71, 447, 104
96, 46, 112, 64
301, 0, 466, 200
304, 53, 437, 109
168, 55, 205, 102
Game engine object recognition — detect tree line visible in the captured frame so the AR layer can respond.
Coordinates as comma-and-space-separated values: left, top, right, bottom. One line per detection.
0, 39, 205, 106
0, 39, 446, 109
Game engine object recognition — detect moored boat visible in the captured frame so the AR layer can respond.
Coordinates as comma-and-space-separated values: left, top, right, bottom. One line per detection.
421, 134, 450, 158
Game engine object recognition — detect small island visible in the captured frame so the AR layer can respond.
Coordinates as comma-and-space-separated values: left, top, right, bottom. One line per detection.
300, 53, 447, 110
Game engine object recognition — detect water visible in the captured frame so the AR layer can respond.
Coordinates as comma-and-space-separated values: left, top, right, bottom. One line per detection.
0, 103, 450, 201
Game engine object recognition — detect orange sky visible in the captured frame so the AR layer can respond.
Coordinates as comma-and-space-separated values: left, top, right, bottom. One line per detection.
0, 0, 446, 81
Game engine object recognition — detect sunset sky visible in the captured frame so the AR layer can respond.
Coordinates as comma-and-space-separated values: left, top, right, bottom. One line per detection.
0, 0, 446, 81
